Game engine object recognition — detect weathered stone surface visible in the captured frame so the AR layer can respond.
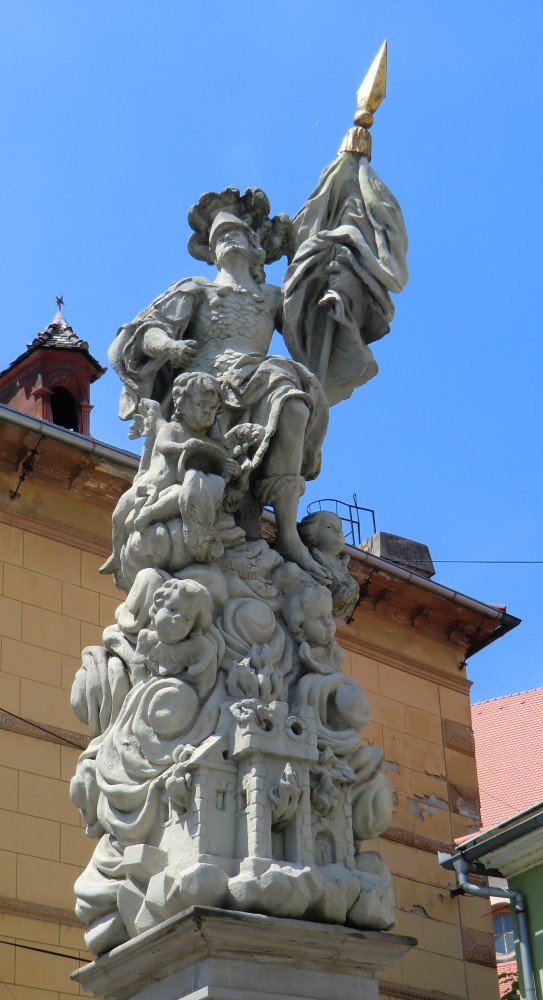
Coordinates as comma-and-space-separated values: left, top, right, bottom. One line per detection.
448, 781, 481, 822
442, 717, 476, 755
461, 925, 497, 967
70, 155, 407, 955
72, 906, 416, 1000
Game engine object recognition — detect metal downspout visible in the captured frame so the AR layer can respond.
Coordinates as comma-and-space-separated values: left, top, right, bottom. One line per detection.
452, 857, 536, 1000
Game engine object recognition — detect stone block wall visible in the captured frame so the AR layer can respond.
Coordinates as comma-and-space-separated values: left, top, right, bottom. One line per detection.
337, 613, 499, 1000
0, 510, 119, 1000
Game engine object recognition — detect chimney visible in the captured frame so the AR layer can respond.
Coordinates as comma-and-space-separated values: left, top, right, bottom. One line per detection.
359, 531, 436, 579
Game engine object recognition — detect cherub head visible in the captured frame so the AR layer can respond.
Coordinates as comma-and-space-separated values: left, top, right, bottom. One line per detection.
150, 578, 213, 645
172, 372, 223, 433
298, 511, 345, 558
283, 584, 335, 648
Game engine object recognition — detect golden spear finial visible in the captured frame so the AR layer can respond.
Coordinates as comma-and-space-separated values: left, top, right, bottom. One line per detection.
339, 40, 388, 159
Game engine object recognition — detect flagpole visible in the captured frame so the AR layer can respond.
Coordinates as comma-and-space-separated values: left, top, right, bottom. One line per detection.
338, 40, 387, 161
315, 41, 388, 387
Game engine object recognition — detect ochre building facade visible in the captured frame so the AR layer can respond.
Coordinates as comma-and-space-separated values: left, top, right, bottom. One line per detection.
0, 406, 514, 1000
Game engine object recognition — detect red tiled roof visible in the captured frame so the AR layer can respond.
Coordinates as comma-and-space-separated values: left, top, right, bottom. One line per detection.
497, 959, 518, 997
472, 686, 543, 830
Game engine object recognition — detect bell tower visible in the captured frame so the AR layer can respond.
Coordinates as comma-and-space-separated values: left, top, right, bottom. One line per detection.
0, 297, 106, 436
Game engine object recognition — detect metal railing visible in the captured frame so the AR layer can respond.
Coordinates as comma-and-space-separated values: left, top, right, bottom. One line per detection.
305, 494, 376, 547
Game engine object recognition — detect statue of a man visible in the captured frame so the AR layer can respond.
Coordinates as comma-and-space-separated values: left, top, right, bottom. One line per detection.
110, 203, 330, 577
109, 164, 407, 580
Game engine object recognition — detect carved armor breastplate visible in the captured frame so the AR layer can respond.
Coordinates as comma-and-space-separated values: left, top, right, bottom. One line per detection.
192, 285, 276, 361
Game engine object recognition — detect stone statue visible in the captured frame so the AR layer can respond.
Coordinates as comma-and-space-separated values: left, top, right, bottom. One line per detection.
298, 510, 360, 617
108, 206, 330, 582
70, 47, 408, 957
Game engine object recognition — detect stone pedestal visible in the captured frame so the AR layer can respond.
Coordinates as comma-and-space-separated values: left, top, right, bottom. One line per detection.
72, 906, 415, 1000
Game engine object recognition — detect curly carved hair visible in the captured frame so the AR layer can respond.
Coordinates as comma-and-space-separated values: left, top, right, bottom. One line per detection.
150, 578, 213, 634
172, 371, 223, 414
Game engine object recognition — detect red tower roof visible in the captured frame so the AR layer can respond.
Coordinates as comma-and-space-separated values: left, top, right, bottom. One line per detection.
0, 299, 106, 436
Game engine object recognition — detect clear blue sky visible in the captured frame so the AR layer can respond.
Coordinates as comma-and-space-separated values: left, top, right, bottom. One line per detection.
1, 1, 541, 702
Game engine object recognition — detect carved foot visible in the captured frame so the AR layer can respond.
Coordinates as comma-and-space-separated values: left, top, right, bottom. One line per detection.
133, 511, 151, 532
275, 535, 331, 584
99, 552, 117, 576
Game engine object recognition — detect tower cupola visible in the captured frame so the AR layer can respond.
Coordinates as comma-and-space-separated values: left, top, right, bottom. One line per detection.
0, 297, 106, 435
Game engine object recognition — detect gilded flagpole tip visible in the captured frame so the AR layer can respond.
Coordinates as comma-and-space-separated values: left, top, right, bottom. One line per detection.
339, 40, 388, 159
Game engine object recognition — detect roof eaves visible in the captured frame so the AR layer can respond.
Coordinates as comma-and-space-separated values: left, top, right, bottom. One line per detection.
0, 402, 139, 472
449, 800, 543, 867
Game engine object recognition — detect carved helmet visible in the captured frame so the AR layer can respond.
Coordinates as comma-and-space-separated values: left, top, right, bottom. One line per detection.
208, 212, 255, 253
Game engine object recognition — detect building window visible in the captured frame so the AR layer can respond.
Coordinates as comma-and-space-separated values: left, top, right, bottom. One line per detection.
51, 386, 78, 431
493, 910, 516, 962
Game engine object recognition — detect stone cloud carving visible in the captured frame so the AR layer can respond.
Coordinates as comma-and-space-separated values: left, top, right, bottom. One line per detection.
70, 136, 407, 955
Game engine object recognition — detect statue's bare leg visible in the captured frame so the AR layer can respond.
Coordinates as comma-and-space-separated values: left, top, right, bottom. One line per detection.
259, 398, 330, 581
100, 488, 136, 575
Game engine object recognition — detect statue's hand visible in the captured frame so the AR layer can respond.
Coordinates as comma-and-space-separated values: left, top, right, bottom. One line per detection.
224, 458, 242, 481
318, 290, 345, 322
226, 423, 266, 456
168, 339, 198, 368
240, 424, 266, 447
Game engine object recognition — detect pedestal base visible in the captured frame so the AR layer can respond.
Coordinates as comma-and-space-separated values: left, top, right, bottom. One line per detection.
72, 906, 416, 1000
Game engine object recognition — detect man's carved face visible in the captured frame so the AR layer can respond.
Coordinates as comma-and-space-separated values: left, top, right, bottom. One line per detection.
213, 225, 252, 265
